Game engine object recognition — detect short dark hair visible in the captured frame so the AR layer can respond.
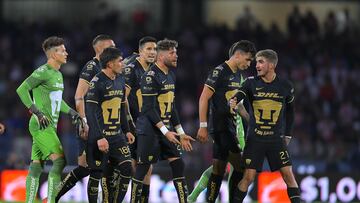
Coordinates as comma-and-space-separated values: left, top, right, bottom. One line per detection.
139, 36, 157, 48
42, 36, 65, 52
256, 49, 278, 66
100, 47, 122, 69
92, 34, 112, 46
156, 38, 178, 51
228, 40, 257, 58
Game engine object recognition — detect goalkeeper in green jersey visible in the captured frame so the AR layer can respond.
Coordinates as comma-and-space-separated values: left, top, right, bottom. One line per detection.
16, 36, 83, 203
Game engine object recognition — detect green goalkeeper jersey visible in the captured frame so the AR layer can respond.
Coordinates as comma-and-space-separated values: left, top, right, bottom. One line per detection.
17, 64, 71, 129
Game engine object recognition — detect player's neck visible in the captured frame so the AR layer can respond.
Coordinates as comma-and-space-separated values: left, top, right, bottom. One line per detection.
155, 62, 168, 74
225, 60, 237, 73
138, 57, 150, 71
262, 72, 276, 83
47, 59, 61, 70
102, 69, 116, 80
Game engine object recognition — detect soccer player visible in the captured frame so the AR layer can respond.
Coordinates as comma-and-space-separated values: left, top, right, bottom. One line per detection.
85, 47, 135, 203
230, 49, 300, 203
124, 36, 157, 203
130, 39, 195, 203
55, 34, 115, 202
16, 36, 83, 203
197, 40, 256, 203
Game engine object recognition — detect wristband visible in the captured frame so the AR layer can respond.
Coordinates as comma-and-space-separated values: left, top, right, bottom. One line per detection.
160, 126, 169, 135
175, 125, 185, 135
285, 136, 292, 139
199, 122, 207, 128
82, 117, 87, 123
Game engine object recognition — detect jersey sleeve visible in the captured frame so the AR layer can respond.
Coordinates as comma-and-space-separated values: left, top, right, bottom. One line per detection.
85, 78, 103, 141
123, 65, 136, 89
204, 67, 223, 92
79, 62, 98, 83
16, 68, 47, 108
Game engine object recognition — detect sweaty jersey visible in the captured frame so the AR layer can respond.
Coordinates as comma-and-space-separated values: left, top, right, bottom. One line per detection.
235, 76, 295, 141
79, 58, 101, 83
85, 72, 128, 142
205, 62, 242, 134
137, 63, 180, 135
17, 64, 67, 128
124, 59, 147, 122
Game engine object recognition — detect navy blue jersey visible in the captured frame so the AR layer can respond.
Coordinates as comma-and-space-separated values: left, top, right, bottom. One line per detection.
235, 76, 295, 141
205, 62, 242, 133
137, 64, 180, 135
85, 72, 128, 142
124, 59, 146, 122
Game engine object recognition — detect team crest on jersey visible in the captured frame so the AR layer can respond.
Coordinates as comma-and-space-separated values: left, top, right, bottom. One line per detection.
87, 64, 94, 70
212, 70, 219, 77
125, 67, 131, 74
148, 156, 153, 161
246, 159, 251, 165
145, 76, 152, 84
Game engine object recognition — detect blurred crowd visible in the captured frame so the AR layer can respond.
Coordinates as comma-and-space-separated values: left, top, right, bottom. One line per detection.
0, 5, 359, 174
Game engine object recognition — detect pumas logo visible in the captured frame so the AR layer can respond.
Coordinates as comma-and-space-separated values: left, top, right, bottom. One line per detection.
95, 160, 101, 166
246, 159, 251, 165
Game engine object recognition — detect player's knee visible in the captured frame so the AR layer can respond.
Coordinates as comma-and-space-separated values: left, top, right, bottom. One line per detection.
169, 158, 184, 178
51, 157, 66, 174
29, 162, 43, 177
117, 161, 132, 177
212, 160, 227, 175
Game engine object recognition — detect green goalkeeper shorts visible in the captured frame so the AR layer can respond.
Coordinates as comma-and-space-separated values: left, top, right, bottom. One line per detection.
29, 116, 64, 161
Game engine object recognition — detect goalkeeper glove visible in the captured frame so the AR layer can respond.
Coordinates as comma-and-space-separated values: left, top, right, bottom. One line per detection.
30, 104, 50, 130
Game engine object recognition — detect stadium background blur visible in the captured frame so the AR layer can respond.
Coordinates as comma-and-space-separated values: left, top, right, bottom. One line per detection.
0, 0, 359, 202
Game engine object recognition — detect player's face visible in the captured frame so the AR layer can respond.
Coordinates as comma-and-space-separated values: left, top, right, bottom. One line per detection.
98, 40, 116, 54
53, 45, 68, 64
237, 52, 253, 70
256, 56, 274, 77
139, 42, 157, 64
163, 47, 178, 68
110, 56, 124, 74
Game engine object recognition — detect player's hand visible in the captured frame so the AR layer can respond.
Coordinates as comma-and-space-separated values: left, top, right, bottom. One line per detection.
197, 127, 209, 143
229, 98, 238, 112
282, 135, 291, 146
0, 122, 5, 135
30, 104, 51, 130
79, 122, 89, 140
126, 132, 135, 144
179, 134, 196, 152
164, 131, 181, 145
97, 138, 109, 153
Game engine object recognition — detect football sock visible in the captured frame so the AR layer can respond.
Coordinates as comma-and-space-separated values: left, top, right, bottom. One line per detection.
25, 162, 43, 203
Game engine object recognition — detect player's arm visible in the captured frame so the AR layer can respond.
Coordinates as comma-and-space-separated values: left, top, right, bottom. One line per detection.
16, 70, 50, 129
284, 84, 295, 145
75, 65, 95, 139
85, 82, 103, 140
121, 96, 135, 144
141, 73, 180, 145
171, 101, 195, 151
123, 66, 137, 131
235, 100, 250, 124
197, 85, 214, 143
